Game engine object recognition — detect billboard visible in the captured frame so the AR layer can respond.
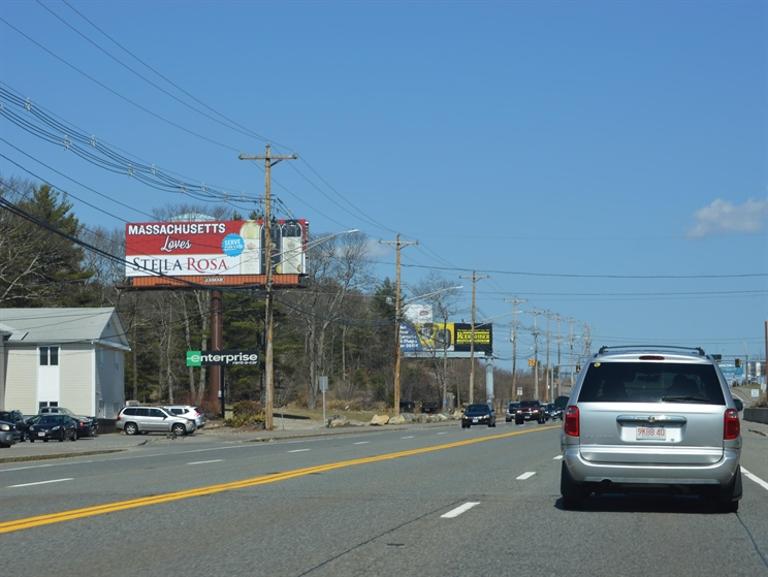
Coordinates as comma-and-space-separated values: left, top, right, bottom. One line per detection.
125, 219, 308, 288
400, 321, 492, 356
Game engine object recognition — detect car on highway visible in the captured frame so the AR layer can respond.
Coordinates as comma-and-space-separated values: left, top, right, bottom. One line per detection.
0, 419, 18, 447
505, 402, 521, 422
164, 405, 206, 429
545, 403, 562, 421
39, 406, 98, 438
28, 414, 78, 442
116, 406, 196, 436
560, 345, 743, 511
514, 400, 546, 424
0, 410, 27, 442
461, 404, 496, 428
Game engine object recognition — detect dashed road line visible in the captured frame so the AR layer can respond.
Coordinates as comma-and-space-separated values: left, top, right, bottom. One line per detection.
441, 502, 480, 518
9, 478, 73, 488
353, 442, 369, 445
742, 467, 768, 492
401, 436, 415, 439
516, 472, 536, 480
288, 449, 310, 453
187, 459, 223, 466
553, 455, 563, 460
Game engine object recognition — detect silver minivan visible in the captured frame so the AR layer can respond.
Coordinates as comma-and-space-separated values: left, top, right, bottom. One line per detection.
561, 346, 742, 511
116, 406, 196, 436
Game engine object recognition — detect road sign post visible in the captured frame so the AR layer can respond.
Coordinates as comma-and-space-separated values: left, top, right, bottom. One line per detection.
319, 376, 329, 426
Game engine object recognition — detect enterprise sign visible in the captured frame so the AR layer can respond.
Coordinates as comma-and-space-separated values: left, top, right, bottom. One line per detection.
186, 350, 259, 367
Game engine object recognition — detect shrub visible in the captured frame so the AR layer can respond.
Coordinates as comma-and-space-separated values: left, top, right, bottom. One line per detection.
226, 400, 265, 428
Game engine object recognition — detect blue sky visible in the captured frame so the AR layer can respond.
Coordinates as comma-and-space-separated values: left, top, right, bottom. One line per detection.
1, 1, 766, 368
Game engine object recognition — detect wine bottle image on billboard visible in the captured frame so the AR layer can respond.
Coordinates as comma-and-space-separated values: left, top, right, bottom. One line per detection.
239, 221, 262, 274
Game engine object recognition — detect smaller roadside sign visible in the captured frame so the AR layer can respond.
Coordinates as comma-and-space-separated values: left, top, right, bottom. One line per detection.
186, 350, 259, 367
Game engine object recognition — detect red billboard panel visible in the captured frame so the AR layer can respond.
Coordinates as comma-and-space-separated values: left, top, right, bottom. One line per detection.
125, 219, 308, 288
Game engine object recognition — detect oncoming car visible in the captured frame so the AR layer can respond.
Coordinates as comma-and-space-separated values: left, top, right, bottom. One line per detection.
560, 346, 742, 512
461, 404, 496, 428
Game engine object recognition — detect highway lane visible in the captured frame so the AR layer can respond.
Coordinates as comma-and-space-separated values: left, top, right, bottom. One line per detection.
2, 421, 768, 577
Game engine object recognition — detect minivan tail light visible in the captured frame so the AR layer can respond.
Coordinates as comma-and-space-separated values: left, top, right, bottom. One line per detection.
564, 406, 580, 437
724, 408, 740, 440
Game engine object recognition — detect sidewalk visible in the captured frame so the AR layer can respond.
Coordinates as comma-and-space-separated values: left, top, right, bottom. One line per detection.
0, 416, 457, 464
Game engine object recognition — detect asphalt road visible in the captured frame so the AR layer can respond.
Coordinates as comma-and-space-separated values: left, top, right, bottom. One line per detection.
2, 420, 767, 577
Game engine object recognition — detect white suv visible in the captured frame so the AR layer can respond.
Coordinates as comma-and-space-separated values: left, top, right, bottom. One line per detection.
116, 406, 196, 436
164, 405, 206, 429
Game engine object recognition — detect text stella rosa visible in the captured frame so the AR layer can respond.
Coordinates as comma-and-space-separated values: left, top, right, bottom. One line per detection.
130, 256, 230, 274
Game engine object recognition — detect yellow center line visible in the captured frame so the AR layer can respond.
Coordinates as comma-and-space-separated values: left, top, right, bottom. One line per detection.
0, 425, 559, 534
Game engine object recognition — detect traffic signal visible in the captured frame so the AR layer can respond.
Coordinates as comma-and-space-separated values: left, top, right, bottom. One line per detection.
735, 358, 741, 368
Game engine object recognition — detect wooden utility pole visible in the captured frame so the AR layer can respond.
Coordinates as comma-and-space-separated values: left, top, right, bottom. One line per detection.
380, 234, 418, 415
506, 297, 526, 400
239, 144, 297, 430
460, 271, 489, 405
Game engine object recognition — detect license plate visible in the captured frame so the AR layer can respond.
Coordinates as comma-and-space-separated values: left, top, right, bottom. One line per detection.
38, 432, 45, 437
636, 426, 666, 441
472, 418, 479, 423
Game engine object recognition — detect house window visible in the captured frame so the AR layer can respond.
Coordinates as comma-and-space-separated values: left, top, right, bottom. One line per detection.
39, 346, 60, 366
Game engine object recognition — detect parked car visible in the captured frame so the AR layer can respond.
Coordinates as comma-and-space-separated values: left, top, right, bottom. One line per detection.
560, 345, 742, 512
39, 407, 98, 438
515, 400, 546, 424
116, 406, 196, 436
164, 405, 206, 429
0, 410, 27, 442
0, 419, 17, 447
420, 401, 440, 414
505, 402, 521, 422
28, 415, 78, 442
461, 404, 496, 428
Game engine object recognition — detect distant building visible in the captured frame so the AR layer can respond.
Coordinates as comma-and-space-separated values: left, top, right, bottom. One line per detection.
0, 308, 129, 418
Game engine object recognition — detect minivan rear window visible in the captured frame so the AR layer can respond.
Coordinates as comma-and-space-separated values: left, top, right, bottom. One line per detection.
578, 362, 725, 404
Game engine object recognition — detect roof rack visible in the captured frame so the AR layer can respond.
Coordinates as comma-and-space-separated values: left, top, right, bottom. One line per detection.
597, 345, 706, 357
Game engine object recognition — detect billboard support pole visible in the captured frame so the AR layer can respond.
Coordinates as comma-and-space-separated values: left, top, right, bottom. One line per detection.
239, 145, 297, 430
208, 290, 223, 410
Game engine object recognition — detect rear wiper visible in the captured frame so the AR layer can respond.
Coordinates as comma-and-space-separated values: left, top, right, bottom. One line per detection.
661, 395, 711, 403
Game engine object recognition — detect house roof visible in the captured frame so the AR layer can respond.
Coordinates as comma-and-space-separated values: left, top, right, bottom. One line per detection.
0, 308, 130, 350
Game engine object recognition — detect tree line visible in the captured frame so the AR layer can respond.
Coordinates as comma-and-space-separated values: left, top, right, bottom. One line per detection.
1, 179, 524, 413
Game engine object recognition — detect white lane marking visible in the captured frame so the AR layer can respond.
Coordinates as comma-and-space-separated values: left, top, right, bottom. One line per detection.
742, 467, 768, 492
353, 441, 369, 445
516, 472, 536, 480
187, 459, 223, 466
436, 432, 447, 435
288, 449, 310, 453
401, 436, 415, 439
441, 502, 481, 519
553, 455, 563, 460
9, 478, 73, 488
1, 463, 55, 473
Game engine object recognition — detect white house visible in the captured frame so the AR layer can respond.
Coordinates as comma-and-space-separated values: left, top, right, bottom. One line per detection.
0, 308, 129, 419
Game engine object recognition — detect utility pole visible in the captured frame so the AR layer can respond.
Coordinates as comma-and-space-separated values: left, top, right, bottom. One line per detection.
506, 296, 526, 401
460, 271, 489, 405
567, 317, 576, 389
239, 144, 297, 430
528, 309, 545, 400
554, 313, 562, 401
544, 311, 552, 403
380, 234, 418, 415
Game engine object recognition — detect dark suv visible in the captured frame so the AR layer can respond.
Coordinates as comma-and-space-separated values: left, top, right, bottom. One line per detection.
514, 400, 546, 424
